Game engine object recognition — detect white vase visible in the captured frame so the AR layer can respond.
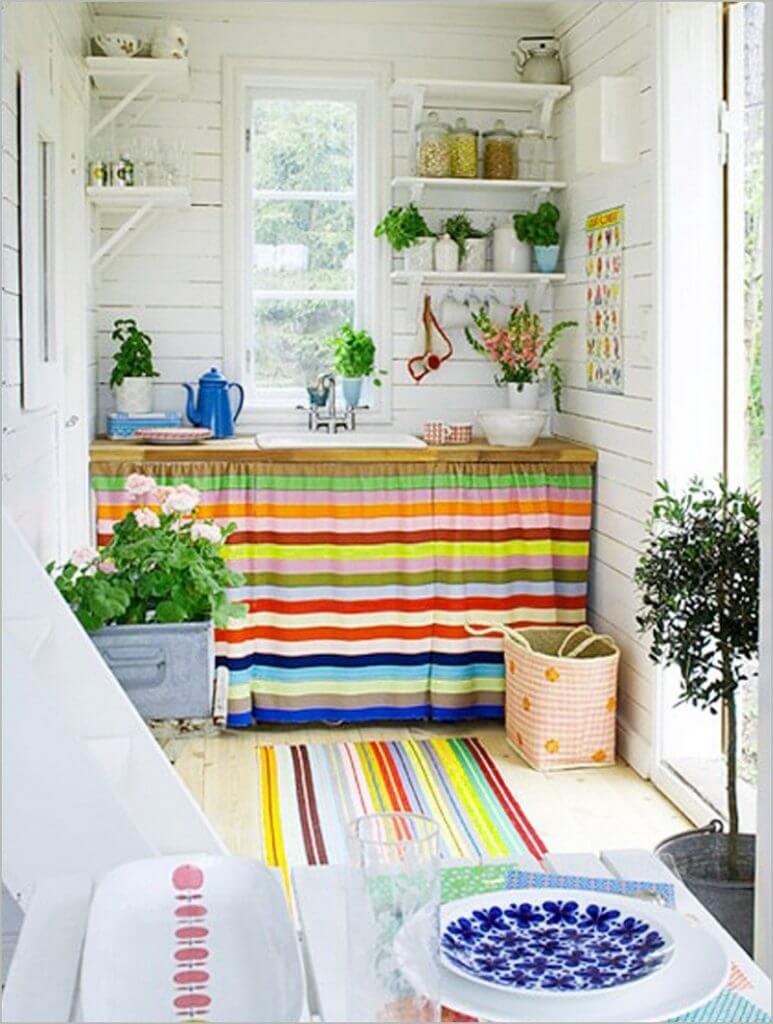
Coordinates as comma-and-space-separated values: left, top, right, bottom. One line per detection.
114, 377, 154, 414
434, 234, 459, 272
404, 237, 435, 272
461, 237, 487, 273
506, 381, 540, 410
493, 226, 531, 273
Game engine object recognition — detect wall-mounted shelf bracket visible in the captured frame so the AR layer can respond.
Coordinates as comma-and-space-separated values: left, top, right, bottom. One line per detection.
89, 74, 156, 140
87, 186, 190, 270
90, 202, 155, 268
86, 57, 190, 141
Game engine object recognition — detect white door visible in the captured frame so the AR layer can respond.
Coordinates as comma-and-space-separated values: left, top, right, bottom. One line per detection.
57, 75, 91, 551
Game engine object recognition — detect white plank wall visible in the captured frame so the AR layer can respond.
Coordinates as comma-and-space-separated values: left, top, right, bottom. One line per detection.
1, 3, 93, 562
90, 2, 556, 431
549, 0, 658, 776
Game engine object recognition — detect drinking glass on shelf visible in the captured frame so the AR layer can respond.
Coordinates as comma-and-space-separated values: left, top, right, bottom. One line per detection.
346, 813, 440, 1024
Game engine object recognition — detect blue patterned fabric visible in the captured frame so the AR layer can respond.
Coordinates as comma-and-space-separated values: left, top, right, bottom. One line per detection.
672, 991, 770, 1023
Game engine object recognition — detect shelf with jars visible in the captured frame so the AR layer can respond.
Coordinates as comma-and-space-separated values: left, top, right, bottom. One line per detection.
391, 176, 567, 204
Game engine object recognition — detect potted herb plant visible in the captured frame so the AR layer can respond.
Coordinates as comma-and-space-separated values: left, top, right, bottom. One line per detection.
109, 317, 160, 414
47, 474, 247, 719
374, 204, 435, 271
635, 477, 760, 953
443, 213, 489, 272
514, 201, 562, 273
466, 302, 576, 410
328, 322, 386, 408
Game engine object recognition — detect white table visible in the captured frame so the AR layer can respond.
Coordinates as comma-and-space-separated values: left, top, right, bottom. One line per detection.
292, 850, 772, 1023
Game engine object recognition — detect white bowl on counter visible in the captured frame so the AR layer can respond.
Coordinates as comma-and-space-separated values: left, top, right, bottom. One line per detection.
477, 409, 547, 447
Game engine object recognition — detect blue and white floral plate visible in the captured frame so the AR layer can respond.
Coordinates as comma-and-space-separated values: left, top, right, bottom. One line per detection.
394, 888, 730, 1022
440, 889, 673, 995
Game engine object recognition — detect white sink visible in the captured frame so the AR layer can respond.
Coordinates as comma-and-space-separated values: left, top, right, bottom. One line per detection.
256, 432, 427, 449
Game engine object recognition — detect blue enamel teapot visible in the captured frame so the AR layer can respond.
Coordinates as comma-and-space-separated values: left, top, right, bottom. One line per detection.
183, 368, 244, 438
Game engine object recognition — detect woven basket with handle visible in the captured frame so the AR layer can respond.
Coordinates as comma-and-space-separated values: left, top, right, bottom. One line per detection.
466, 622, 620, 771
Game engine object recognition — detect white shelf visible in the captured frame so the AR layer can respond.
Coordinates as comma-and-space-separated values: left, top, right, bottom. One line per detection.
87, 187, 191, 269
391, 271, 565, 285
86, 186, 190, 209
86, 56, 190, 96
391, 77, 571, 135
392, 176, 566, 203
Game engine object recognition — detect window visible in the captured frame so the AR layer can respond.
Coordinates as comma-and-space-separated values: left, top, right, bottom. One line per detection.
224, 62, 388, 418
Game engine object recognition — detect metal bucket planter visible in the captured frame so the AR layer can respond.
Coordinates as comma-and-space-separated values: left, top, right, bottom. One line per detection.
91, 620, 214, 720
655, 820, 756, 954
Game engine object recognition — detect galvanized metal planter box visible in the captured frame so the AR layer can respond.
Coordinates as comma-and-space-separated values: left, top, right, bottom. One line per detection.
90, 620, 214, 719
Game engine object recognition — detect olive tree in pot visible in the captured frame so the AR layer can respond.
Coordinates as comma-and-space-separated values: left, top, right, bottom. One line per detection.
110, 318, 159, 414
47, 474, 247, 719
635, 477, 760, 953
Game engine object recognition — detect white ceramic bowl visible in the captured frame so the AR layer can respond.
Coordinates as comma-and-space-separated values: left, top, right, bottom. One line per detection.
478, 409, 547, 447
93, 32, 143, 57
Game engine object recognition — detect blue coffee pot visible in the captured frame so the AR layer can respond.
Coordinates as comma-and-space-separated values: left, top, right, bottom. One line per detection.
183, 368, 244, 438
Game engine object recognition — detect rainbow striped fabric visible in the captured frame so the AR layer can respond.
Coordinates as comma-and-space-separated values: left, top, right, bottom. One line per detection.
260, 737, 547, 887
91, 461, 592, 727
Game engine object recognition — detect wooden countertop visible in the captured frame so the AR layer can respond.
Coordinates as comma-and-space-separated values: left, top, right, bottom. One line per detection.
90, 436, 597, 465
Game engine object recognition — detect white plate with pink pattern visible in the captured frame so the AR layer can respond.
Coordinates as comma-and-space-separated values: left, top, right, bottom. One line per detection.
133, 427, 213, 445
80, 855, 303, 1023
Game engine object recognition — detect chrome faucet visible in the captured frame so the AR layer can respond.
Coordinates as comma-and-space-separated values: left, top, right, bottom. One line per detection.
298, 374, 364, 433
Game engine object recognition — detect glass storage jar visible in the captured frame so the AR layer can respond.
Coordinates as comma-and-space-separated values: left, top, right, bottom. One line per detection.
449, 117, 479, 178
517, 126, 547, 180
482, 119, 516, 180
416, 111, 451, 178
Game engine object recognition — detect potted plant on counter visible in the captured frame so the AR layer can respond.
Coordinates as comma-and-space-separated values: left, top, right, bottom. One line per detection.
514, 201, 563, 273
443, 213, 489, 272
466, 302, 576, 410
327, 323, 386, 408
47, 474, 247, 719
374, 203, 435, 271
109, 318, 160, 414
635, 477, 760, 954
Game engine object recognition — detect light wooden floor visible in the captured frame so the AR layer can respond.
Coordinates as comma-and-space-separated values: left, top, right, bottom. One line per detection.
155, 721, 690, 859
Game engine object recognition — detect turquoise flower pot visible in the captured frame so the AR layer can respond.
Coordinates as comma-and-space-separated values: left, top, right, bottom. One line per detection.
341, 377, 364, 409
534, 244, 560, 273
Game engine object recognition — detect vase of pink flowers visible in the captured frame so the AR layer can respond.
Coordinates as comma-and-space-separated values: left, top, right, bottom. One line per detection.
47, 473, 246, 719
465, 303, 577, 411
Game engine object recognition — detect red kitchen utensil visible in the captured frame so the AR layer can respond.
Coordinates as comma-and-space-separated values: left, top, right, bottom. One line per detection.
407, 295, 454, 382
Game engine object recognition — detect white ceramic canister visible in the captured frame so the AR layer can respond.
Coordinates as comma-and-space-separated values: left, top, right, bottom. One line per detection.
114, 376, 154, 414
434, 234, 460, 273
461, 237, 487, 273
493, 225, 531, 273
404, 237, 435, 272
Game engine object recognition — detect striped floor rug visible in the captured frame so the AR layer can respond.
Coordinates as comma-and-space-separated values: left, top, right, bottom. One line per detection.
259, 737, 546, 884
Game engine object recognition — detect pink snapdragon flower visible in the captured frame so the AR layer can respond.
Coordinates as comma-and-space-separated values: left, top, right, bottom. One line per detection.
125, 473, 158, 503
134, 507, 161, 529
162, 484, 201, 516
191, 521, 223, 545
71, 545, 99, 568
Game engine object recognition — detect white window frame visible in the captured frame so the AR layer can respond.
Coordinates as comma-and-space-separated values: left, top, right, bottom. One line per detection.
223, 58, 391, 426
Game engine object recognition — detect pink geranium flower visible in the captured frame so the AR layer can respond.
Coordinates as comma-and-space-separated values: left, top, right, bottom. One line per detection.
71, 545, 99, 568
162, 484, 201, 516
191, 521, 223, 545
125, 473, 158, 503
133, 507, 160, 529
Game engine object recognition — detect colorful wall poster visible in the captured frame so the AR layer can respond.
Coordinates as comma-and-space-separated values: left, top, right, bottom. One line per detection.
585, 206, 624, 393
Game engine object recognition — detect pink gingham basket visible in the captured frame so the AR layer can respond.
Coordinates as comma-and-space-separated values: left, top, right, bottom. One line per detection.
466, 622, 620, 771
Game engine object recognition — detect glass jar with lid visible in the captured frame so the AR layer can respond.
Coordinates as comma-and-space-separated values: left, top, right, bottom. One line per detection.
482, 119, 516, 180
517, 126, 547, 181
416, 111, 451, 178
449, 116, 479, 178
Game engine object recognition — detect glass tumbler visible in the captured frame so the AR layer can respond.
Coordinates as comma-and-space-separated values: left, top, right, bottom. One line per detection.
346, 813, 440, 1023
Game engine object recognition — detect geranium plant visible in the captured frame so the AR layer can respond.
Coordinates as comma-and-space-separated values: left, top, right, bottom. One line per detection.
374, 204, 434, 251
328, 323, 386, 385
635, 477, 760, 851
47, 474, 247, 631
465, 303, 577, 409
109, 318, 160, 388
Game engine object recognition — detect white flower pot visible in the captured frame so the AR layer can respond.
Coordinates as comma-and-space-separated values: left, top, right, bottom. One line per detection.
506, 381, 540, 410
404, 237, 435, 272
461, 237, 487, 273
114, 376, 154, 414
434, 234, 459, 272
493, 226, 531, 273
